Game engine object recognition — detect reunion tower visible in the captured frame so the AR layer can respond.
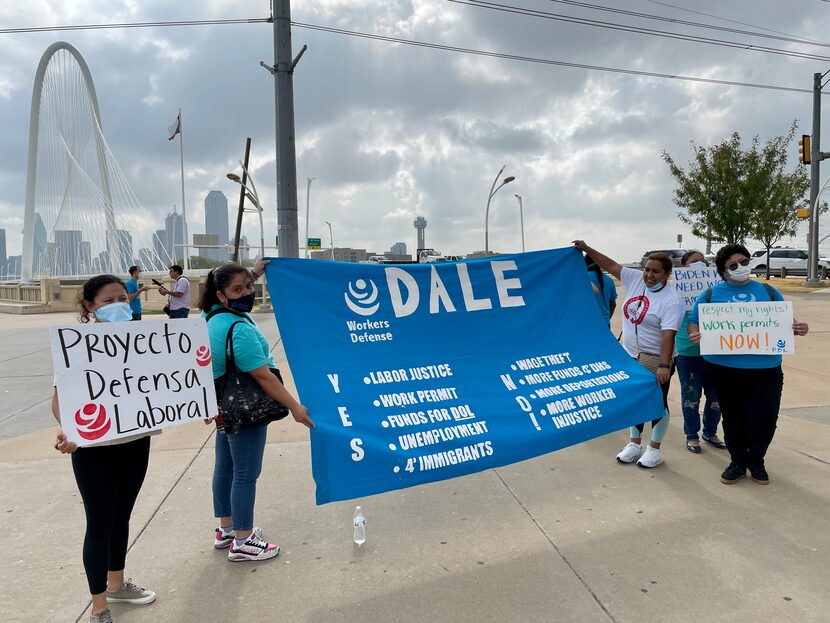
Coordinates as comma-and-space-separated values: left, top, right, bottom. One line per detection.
414, 216, 426, 250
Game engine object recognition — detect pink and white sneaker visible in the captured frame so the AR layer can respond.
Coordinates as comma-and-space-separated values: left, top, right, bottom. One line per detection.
228, 533, 280, 562
214, 526, 262, 549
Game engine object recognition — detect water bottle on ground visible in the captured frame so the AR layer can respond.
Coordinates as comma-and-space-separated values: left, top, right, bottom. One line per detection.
353, 506, 366, 545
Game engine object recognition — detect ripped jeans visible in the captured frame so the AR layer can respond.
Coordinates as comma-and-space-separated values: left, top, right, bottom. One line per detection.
675, 355, 721, 441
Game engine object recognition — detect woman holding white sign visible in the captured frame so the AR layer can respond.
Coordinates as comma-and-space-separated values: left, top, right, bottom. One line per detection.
200, 262, 314, 563
574, 241, 685, 468
687, 243, 809, 485
52, 275, 156, 623
675, 251, 724, 454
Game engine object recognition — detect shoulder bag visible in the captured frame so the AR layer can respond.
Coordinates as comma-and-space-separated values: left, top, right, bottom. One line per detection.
208, 313, 289, 435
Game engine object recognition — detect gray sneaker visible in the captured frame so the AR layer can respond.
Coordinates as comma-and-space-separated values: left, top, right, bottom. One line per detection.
90, 607, 114, 622
106, 579, 156, 605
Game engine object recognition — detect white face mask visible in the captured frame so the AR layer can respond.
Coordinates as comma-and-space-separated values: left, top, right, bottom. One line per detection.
690, 261, 707, 268
727, 263, 752, 282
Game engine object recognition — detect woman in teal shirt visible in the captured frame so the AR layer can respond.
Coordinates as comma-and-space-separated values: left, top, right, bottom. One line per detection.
688, 244, 809, 486
200, 261, 314, 563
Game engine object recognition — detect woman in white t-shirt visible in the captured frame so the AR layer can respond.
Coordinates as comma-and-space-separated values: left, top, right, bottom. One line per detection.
574, 241, 685, 468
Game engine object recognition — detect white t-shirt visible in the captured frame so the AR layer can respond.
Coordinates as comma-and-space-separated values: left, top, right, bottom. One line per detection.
169, 276, 191, 310
619, 267, 684, 358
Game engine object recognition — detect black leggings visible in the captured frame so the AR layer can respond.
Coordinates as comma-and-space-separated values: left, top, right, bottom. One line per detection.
71, 436, 151, 594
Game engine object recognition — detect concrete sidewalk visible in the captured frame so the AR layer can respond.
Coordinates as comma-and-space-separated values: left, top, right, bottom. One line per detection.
1, 295, 828, 623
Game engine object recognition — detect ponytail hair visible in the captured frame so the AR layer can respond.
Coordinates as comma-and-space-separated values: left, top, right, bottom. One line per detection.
199, 263, 251, 311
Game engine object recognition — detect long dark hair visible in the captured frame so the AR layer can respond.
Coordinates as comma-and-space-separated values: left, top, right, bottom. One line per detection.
584, 254, 605, 296
79, 274, 127, 323
199, 263, 252, 311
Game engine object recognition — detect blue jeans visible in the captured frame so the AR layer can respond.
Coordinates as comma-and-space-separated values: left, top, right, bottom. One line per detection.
212, 424, 267, 531
676, 355, 721, 441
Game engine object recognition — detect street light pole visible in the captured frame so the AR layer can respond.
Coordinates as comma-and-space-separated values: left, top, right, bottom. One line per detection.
484, 165, 515, 255
227, 164, 270, 310
514, 194, 525, 253
325, 220, 334, 260
305, 176, 317, 258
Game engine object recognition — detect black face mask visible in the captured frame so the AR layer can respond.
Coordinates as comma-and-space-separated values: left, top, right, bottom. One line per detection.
226, 292, 255, 313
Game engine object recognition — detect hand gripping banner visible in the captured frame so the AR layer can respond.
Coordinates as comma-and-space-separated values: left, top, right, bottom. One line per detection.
266, 248, 663, 504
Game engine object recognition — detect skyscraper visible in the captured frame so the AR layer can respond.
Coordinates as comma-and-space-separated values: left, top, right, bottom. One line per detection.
33, 213, 47, 275
165, 211, 184, 263
0, 229, 7, 270
53, 230, 83, 275
115, 229, 133, 272
204, 191, 229, 261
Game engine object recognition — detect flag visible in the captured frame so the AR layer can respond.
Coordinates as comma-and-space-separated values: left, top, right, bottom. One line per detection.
167, 113, 181, 141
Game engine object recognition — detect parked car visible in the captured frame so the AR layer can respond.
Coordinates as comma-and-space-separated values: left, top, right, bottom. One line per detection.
444, 255, 465, 261
639, 249, 687, 268
749, 247, 830, 276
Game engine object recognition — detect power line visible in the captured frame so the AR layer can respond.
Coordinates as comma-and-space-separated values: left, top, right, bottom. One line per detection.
0, 17, 270, 35
456, 0, 830, 61
291, 21, 822, 95
535, 0, 829, 49
452, 1, 830, 62
642, 0, 823, 44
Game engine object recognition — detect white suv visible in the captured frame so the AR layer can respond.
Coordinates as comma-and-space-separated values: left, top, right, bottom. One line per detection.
749, 248, 830, 276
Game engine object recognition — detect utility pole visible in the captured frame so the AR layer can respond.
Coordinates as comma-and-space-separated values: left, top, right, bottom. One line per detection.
265, 1, 306, 259
807, 71, 830, 284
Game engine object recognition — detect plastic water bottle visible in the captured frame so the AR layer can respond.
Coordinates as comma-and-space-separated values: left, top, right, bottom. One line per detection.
353, 506, 366, 545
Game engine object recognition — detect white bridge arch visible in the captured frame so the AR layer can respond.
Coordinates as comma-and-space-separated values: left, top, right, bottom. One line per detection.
22, 42, 173, 281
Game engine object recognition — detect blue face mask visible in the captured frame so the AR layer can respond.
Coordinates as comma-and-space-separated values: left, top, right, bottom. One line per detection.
647, 282, 666, 293
94, 302, 133, 323
690, 261, 707, 268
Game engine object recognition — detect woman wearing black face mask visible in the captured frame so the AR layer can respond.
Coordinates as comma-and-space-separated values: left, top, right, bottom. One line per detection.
199, 262, 313, 563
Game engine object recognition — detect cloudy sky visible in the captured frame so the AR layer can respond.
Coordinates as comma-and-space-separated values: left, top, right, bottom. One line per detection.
1, 0, 829, 263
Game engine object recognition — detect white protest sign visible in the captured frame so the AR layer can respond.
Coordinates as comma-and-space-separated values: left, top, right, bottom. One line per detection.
672, 267, 722, 311
50, 318, 218, 446
698, 302, 795, 355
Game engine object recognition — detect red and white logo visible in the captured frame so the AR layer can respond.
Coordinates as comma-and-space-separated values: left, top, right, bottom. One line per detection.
195, 345, 212, 367
623, 295, 650, 325
75, 403, 111, 441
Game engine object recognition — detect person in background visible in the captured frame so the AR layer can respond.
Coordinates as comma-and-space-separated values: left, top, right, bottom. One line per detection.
584, 254, 618, 327
53, 275, 156, 623
574, 241, 684, 468
158, 265, 190, 318
125, 266, 152, 321
199, 260, 314, 562
687, 243, 809, 485
675, 251, 725, 453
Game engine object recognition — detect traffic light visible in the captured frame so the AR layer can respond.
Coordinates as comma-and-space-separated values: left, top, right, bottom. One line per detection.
798, 134, 811, 164
796, 207, 811, 220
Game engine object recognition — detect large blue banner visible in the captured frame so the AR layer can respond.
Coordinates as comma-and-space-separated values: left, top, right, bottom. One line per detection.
266, 248, 663, 505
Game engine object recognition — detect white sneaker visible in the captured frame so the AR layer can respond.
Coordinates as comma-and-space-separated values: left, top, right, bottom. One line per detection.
637, 446, 664, 468
616, 442, 644, 463
228, 533, 280, 562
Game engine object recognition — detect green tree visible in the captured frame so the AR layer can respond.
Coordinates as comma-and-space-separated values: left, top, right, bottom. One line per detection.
662, 122, 809, 267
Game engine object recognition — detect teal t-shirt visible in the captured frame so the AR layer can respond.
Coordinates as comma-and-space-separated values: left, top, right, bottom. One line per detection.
689, 280, 783, 369
675, 310, 699, 357
126, 278, 141, 314
202, 306, 276, 379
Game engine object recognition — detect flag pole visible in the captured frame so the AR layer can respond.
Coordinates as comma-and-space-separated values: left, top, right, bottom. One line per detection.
178, 108, 189, 271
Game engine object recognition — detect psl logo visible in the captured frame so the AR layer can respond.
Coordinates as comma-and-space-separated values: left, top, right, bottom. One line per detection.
75, 402, 111, 441
344, 279, 380, 316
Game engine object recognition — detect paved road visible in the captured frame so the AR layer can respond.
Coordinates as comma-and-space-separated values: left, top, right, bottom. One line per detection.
1, 293, 827, 623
